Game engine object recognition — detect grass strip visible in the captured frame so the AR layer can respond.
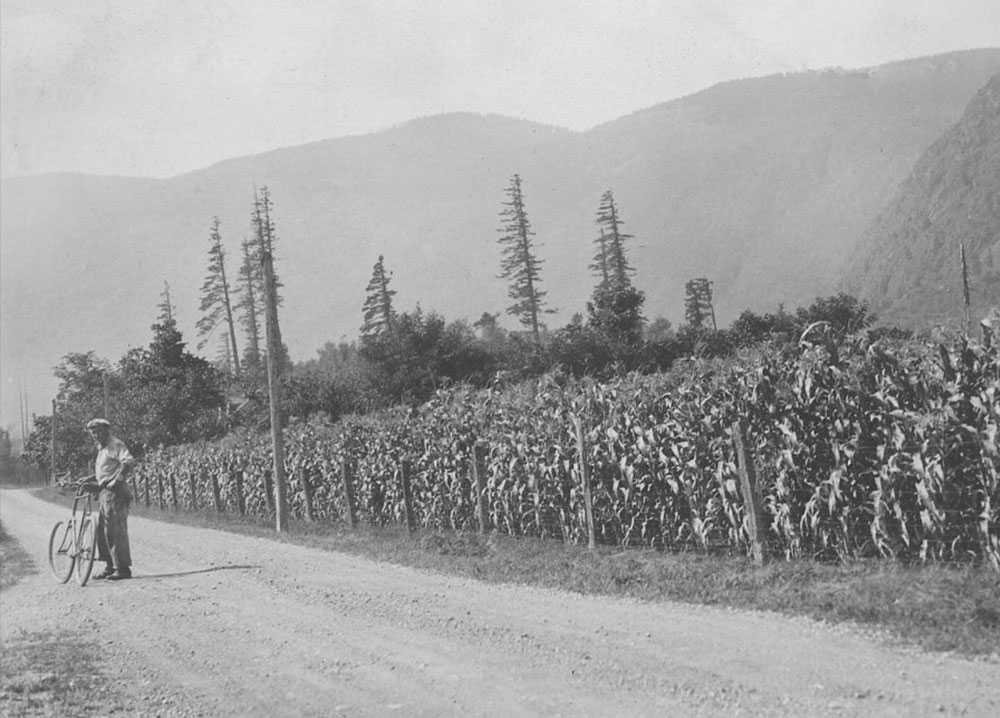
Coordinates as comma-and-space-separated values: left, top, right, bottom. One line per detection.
0, 520, 36, 591
1, 522, 130, 716
0, 631, 116, 718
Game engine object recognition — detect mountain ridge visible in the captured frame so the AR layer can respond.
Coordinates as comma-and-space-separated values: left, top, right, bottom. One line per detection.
2, 48, 999, 425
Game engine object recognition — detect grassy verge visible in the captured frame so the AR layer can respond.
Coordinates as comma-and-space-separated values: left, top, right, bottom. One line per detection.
0, 518, 132, 716
0, 520, 35, 591
29, 485, 1000, 659
0, 631, 134, 717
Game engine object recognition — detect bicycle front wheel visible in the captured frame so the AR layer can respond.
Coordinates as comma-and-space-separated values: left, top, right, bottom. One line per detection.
48, 521, 75, 583
75, 517, 98, 586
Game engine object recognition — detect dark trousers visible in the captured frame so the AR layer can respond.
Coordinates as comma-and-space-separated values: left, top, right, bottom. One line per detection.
98, 485, 132, 570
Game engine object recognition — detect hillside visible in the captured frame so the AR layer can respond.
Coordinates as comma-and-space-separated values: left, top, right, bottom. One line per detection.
2, 48, 999, 424
844, 73, 1000, 327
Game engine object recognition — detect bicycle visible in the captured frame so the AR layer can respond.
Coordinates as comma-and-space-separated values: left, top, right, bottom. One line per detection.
48, 477, 101, 586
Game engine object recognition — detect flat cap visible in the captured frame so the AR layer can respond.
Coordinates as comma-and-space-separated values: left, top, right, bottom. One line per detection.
86, 418, 112, 429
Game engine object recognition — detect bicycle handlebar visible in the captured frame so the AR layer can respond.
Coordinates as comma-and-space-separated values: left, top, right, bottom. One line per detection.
56, 475, 100, 494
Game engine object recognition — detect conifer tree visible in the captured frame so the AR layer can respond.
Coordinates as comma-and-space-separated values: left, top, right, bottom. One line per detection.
250, 186, 283, 305
587, 190, 645, 345
361, 255, 397, 338
149, 281, 187, 368
593, 190, 635, 290
158, 280, 174, 323
589, 227, 611, 289
237, 238, 262, 371
684, 278, 716, 330
250, 185, 289, 374
196, 217, 241, 372
497, 174, 549, 342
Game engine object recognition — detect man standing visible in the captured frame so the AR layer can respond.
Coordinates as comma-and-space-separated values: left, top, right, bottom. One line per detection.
86, 418, 135, 581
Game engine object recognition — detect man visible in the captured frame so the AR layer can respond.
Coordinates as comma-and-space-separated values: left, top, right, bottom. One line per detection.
86, 418, 135, 581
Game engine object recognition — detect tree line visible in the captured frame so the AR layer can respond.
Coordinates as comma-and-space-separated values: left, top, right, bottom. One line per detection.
19, 176, 887, 475
337, 176, 884, 408
20, 186, 285, 474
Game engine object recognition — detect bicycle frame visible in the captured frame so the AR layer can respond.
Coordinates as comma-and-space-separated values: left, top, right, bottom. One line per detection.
49, 481, 100, 586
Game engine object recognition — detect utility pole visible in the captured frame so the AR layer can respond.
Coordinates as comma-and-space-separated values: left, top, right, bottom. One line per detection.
21, 385, 28, 446
261, 246, 288, 532
18, 381, 27, 448
961, 243, 972, 333
103, 371, 110, 418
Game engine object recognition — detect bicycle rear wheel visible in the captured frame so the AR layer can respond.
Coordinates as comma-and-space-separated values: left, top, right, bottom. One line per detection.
48, 521, 75, 583
75, 516, 98, 586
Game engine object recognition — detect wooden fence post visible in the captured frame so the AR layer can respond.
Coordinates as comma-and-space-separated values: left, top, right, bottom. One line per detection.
573, 417, 596, 550
439, 478, 453, 530
156, 472, 164, 511
188, 469, 198, 511
534, 488, 545, 539
298, 466, 314, 522
400, 460, 416, 532
471, 444, 489, 534
235, 470, 246, 515
264, 469, 275, 516
209, 470, 222, 513
143, 472, 150, 508
732, 419, 768, 565
169, 471, 178, 510
341, 459, 357, 528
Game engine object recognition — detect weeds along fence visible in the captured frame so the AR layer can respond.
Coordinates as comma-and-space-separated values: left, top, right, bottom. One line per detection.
132, 331, 1000, 566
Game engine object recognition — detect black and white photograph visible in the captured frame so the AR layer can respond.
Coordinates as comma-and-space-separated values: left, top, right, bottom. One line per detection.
1, 1, 998, 715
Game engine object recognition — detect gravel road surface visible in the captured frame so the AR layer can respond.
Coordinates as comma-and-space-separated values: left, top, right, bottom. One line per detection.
2, 488, 997, 717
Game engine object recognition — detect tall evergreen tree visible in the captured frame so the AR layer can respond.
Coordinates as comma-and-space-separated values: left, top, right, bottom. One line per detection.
587, 190, 645, 345
587, 284, 646, 347
361, 255, 397, 338
497, 174, 549, 342
589, 227, 611, 289
235, 186, 288, 375
150, 306, 185, 368
150, 282, 186, 366
251, 186, 283, 303
117, 301, 225, 449
196, 217, 241, 372
158, 281, 174, 323
237, 238, 262, 371
684, 278, 716, 330
593, 190, 635, 290
250, 185, 289, 374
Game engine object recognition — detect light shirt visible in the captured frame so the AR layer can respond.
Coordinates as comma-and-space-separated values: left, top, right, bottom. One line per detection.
95, 436, 135, 486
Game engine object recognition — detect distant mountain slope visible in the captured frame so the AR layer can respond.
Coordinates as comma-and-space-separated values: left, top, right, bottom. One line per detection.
844, 73, 1000, 326
2, 49, 999, 424
591, 50, 1000, 319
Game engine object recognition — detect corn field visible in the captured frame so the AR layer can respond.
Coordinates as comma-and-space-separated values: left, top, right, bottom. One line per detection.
133, 330, 1000, 566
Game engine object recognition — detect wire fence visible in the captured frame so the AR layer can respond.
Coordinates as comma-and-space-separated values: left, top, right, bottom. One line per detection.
0, 461, 50, 486
130, 334, 1000, 567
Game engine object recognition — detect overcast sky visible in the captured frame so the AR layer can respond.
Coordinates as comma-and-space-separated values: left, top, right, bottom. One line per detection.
2, 0, 999, 179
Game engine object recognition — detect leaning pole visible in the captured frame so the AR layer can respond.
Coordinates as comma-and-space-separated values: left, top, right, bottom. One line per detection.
261, 248, 288, 532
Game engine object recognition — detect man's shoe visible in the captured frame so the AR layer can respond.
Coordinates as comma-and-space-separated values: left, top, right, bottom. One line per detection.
107, 569, 132, 581
93, 566, 115, 580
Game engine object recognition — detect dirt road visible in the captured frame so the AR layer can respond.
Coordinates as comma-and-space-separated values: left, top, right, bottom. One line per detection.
2, 488, 997, 717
